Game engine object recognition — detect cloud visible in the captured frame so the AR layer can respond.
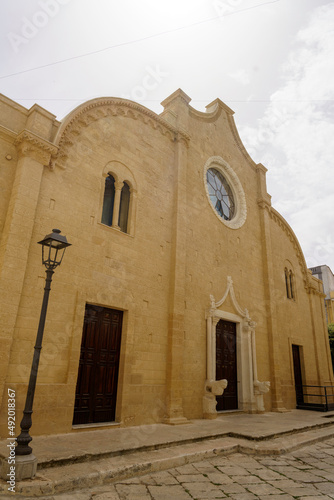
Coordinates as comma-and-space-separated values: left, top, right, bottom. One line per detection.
240, 3, 334, 270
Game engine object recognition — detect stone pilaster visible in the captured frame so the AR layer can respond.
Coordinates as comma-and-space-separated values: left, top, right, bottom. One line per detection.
257, 163, 286, 412
0, 129, 57, 417
162, 90, 190, 424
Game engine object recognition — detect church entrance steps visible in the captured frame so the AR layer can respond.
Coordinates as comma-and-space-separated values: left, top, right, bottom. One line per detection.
1, 410, 334, 497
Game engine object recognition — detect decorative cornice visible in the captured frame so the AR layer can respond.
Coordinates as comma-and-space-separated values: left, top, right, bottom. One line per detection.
257, 198, 272, 211
205, 98, 235, 116
15, 130, 58, 166
259, 202, 310, 290
227, 114, 258, 172
0, 125, 17, 142
187, 101, 257, 172
52, 98, 190, 169
160, 88, 192, 108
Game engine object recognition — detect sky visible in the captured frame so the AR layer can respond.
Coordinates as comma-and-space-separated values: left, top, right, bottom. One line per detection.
1, 0, 333, 272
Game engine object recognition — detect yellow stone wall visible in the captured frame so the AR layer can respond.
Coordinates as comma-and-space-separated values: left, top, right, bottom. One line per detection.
0, 91, 333, 438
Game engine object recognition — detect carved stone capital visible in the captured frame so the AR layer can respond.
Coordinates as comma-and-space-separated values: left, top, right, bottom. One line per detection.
203, 379, 228, 419
15, 130, 58, 167
254, 380, 270, 395
212, 316, 220, 327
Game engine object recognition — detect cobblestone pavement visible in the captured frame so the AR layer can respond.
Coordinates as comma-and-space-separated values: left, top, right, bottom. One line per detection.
39, 438, 334, 499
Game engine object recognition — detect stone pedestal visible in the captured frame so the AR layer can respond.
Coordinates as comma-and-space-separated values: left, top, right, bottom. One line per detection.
1, 454, 38, 481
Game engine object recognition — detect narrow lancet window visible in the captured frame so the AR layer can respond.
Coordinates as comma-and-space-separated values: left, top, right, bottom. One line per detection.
101, 174, 115, 226
289, 271, 294, 300
118, 182, 130, 233
285, 268, 290, 298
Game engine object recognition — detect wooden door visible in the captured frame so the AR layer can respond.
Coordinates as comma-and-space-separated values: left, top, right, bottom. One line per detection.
292, 344, 304, 405
73, 305, 123, 425
216, 319, 238, 411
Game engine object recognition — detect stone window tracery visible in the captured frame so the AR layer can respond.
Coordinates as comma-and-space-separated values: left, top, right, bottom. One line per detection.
203, 156, 247, 230
100, 163, 136, 235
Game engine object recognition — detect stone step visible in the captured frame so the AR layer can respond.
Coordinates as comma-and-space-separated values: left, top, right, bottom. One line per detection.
4, 423, 334, 498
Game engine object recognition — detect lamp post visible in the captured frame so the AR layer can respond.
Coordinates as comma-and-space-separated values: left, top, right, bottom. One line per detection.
16, 229, 71, 456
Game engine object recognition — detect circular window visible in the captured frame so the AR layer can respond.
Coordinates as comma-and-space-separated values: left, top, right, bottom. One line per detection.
206, 168, 235, 221
204, 156, 247, 229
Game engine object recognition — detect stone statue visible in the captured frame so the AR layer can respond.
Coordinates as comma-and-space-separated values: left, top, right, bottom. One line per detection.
203, 379, 228, 419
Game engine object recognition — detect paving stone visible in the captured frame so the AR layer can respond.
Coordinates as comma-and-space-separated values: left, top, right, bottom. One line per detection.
227, 494, 257, 500
115, 484, 151, 499
219, 483, 247, 494
245, 483, 285, 495
216, 466, 250, 476
283, 470, 327, 483
258, 459, 290, 466
174, 464, 198, 474
192, 461, 219, 474
181, 481, 224, 498
93, 492, 120, 500
148, 484, 192, 499
230, 474, 263, 484
176, 473, 210, 483
310, 469, 334, 480
313, 482, 334, 496
281, 486, 321, 497
266, 478, 302, 491
141, 471, 179, 485
251, 468, 283, 480
206, 472, 234, 485
295, 497, 332, 500
257, 496, 294, 500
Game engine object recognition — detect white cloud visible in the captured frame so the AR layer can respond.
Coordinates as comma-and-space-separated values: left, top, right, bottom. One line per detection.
240, 3, 334, 270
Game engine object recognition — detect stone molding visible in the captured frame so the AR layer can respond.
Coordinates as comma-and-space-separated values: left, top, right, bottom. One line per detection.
204, 156, 247, 230
204, 276, 270, 417
226, 114, 258, 171
160, 88, 192, 108
51, 98, 190, 170
14, 130, 58, 166
258, 200, 312, 292
0, 124, 17, 143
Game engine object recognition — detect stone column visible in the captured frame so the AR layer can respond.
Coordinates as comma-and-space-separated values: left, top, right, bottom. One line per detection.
112, 180, 124, 229
0, 129, 57, 424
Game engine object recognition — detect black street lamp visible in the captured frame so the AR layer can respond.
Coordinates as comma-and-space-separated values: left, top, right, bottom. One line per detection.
16, 229, 71, 456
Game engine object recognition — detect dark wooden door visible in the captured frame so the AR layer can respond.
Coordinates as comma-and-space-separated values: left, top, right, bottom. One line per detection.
73, 305, 123, 425
216, 320, 238, 411
292, 344, 304, 405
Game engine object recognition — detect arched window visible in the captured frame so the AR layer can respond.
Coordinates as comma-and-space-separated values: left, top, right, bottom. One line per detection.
101, 174, 115, 227
285, 267, 295, 300
289, 271, 294, 300
118, 182, 130, 233
100, 162, 136, 235
285, 268, 290, 299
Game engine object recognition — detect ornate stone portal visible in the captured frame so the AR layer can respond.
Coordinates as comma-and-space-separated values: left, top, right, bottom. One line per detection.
204, 277, 270, 418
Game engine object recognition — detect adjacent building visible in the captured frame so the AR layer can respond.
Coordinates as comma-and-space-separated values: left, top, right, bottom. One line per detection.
310, 265, 334, 325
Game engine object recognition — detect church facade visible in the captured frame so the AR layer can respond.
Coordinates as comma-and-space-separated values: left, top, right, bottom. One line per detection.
0, 89, 333, 437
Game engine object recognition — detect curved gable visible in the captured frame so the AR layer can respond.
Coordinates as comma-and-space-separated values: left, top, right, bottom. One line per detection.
50, 97, 188, 170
